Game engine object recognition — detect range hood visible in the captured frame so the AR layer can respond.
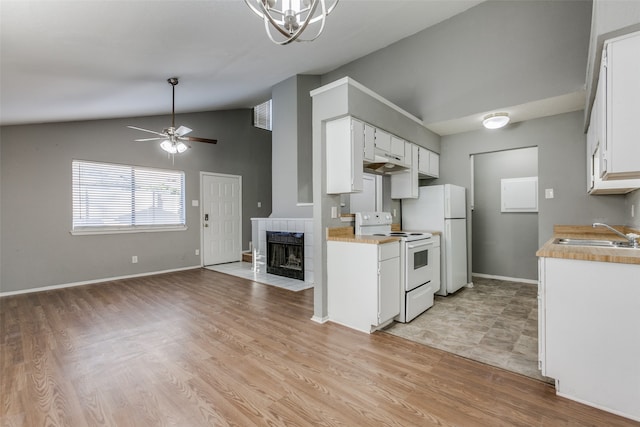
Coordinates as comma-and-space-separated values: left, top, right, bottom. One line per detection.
363, 152, 409, 175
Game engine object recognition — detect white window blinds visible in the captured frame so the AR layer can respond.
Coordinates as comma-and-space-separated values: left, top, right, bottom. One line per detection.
72, 160, 185, 233
253, 99, 272, 131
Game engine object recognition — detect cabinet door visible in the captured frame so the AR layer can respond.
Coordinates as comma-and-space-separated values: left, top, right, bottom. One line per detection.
326, 117, 363, 194
375, 129, 391, 153
378, 252, 400, 324
418, 147, 429, 174
604, 31, 640, 179
390, 144, 418, 199
428, 152, 440, 178
363, 123, 375, 162
390, 136, 405, 161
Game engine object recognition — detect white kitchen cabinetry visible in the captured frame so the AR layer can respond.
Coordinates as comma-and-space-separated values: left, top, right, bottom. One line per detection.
363, 123, 375, 162
586, 54, 640, 194
418, 147, 439, 178
538, 257, 640, 421
391, 144, 418, 199
374, 128, 391, 153
326, 116, 364, 194
389, 136, 406, 165
327, 240, 400, 333
598, 31, 640, 181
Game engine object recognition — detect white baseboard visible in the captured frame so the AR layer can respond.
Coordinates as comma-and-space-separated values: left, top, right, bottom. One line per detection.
311, 315, 329, 324
472, 272, 538, 285
0, 265, 201, 297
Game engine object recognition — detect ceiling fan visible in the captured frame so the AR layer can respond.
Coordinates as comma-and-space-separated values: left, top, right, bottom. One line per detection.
128, 77, 217, 154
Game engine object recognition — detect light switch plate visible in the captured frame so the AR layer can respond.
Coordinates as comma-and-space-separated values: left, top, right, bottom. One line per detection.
192, 200, 199, 207
545, 188, 554, 199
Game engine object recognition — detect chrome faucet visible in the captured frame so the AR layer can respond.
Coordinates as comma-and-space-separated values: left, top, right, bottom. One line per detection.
593, 222, 639, 248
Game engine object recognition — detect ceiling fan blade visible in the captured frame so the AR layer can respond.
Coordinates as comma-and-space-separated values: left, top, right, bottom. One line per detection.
135, 137, 165, 142
175, 125, 192, 136
182, 136, 218, 144
127, 125, 167, 137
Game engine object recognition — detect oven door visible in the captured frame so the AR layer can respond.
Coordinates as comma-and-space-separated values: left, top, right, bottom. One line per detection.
405, 239, 435, 292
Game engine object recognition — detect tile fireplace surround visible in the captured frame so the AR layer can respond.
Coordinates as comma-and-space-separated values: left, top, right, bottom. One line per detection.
251, 218, 314, 285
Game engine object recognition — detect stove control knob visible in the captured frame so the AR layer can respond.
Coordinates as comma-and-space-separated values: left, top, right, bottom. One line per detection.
363, 214, 370, 220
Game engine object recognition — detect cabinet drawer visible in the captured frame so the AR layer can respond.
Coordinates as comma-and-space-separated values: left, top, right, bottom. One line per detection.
378, 242, 399, 261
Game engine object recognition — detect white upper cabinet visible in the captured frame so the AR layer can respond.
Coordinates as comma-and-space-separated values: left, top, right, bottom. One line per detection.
587, 31, 640, 194
326, 116, 364, 194
391, 144, 418, 199
418, 146, 439, 178
601, 31, 640, 180
363, 123, 375, 162
390, 136, 406, 165
374, 128, 391, 153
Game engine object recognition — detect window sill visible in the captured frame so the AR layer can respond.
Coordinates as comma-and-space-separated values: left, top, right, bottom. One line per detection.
70, 226, 188, 236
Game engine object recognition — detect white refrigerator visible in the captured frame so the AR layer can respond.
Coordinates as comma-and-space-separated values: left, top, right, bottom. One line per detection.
402, 184, 468, 296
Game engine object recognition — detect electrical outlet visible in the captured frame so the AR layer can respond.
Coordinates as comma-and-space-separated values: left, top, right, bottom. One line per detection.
195, 249, 200, 256
258, 201, 262, 208
131, 255, 138, 264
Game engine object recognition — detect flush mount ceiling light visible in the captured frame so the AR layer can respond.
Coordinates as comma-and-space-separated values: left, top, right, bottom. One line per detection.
482, 112, 510, 129
244, 0, 339, 45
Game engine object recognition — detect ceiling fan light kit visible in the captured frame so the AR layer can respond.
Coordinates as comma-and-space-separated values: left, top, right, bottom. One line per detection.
244, 0, 339, 45
127, 77, 217, 156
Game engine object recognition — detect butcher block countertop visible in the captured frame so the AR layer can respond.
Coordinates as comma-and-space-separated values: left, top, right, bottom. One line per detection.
326, 227, 441, 245
536, 225, 640, 265
327, 227, 400, 244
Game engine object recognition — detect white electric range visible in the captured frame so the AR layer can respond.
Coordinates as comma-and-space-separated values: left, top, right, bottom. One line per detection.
355, 212, 440, 322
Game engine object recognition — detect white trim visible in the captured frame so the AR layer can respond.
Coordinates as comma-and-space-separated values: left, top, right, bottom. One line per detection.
70, 225, 187, 236
555, 391, 640, 423
0, 265, 201, 297
296, 202, 313, 207
310, 77, 425, 126
199, 171, 242, 267
472, 272, 538, 285
310, 315, 329, 324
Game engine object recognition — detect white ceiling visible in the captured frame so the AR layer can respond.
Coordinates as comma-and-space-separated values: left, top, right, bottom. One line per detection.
0, 0, 485, 128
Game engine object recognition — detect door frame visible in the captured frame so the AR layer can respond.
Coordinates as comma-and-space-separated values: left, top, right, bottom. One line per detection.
199, 171, 243, 267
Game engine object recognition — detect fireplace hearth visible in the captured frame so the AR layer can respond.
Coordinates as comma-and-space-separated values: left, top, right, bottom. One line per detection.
266, 231, 304, 281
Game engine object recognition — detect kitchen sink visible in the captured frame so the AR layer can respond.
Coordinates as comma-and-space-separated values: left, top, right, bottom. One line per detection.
553, 238, 635, 248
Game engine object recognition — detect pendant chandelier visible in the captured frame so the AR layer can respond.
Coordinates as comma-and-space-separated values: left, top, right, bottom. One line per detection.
244, 0, 339, 45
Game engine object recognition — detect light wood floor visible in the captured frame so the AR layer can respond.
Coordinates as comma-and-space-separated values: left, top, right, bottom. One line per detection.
1, 268, 637, 426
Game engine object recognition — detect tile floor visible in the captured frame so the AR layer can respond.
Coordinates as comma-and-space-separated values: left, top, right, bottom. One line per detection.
205, 262, 313, 292
384, 276, 553, 383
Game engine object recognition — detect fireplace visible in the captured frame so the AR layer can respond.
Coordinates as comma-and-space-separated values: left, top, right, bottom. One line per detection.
266, 231, 304, 281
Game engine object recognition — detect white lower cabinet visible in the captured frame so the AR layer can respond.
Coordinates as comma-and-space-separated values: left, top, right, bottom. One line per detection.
538, 257, 640, 421
327, 241, 400, 333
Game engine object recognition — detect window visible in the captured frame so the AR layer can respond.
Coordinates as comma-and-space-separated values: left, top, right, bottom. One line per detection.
72, 160, 186, 234
253, 99, 272, 131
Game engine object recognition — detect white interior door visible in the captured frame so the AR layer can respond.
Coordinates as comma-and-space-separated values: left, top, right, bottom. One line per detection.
202, 173, 242, 266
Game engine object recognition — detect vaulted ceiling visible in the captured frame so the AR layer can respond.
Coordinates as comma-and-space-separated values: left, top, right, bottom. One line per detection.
1, 0, 484, 126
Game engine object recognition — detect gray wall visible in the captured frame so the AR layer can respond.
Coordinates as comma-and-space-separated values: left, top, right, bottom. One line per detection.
627, 190, 640, 229
271, 75, 320, 218
0, 109, 272, 293
437, 111, 627, 268
323, 0, 592, 125
472, 147, 538, 281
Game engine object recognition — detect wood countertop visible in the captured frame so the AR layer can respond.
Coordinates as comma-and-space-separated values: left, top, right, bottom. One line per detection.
326, 227, 441, 245
536, 225, 640, 265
